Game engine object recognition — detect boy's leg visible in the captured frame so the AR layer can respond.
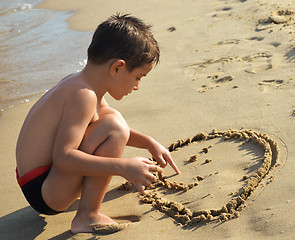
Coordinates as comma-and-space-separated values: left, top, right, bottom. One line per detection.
42, 108, 130, 233
71, 108, 130, 233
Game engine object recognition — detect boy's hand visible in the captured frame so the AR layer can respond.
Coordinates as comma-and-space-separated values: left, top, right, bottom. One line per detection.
148, 139, 180, 175
122, 157, 163, 194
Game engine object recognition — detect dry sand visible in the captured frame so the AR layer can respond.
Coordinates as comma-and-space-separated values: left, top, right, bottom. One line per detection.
1, 0, 295, 239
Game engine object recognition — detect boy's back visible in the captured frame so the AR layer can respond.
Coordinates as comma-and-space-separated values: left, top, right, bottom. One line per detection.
16, 73, 97, 176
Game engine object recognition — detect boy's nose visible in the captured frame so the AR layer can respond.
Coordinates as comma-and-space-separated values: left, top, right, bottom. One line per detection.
133, 81, 140, 91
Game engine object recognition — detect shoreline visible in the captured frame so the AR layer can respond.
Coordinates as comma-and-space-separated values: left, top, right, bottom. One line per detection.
0, 0, 88, 115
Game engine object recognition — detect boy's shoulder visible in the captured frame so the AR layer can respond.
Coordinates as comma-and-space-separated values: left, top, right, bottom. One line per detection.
41, 73, 98, 115
61, 75, 98, 106
58, 73, 96, 95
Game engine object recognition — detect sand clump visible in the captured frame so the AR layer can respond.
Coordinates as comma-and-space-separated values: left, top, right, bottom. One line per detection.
146, 172, 199, 192
91, 223, 129, 234
118, 181, 133, 191
258, 9, 294, 25
140, 129, 280, 227
204, 159, 212, 164
185, 154, 198, 163
270, 9, 293, 24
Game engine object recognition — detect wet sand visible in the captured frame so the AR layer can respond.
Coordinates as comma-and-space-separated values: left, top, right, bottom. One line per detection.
1, 0, 295, 239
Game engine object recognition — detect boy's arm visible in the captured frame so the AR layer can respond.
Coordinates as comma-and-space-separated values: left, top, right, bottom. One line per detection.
52, 90, 160, 193
127, 128, 180, 174
52, 90, 118, 176
97, 97, 180, 174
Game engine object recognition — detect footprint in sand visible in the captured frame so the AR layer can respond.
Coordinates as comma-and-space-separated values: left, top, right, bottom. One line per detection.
242, 52, 273, 74
198, 75, 234, 93
140, 129, 285, 227
185, 56, 236, 76
213, 39, 240, 48
258, 77, 295, 92
185, 50, 280, 92
257, 79, 285, 92
184, 56, 238, 93
212, 6, 233, 18
256, 9, 294, 31
285, 47, 295, 62
258, 79, 284, 86
247, 36, 264, 42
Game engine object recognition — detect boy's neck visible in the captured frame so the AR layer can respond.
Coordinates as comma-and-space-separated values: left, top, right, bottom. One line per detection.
81, 61, 110, 100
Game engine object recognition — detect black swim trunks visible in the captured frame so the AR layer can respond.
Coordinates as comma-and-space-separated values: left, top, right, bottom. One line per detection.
16, 166, 63, 215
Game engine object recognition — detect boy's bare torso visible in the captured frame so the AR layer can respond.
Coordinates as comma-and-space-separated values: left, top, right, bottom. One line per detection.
16, 73, 98, 177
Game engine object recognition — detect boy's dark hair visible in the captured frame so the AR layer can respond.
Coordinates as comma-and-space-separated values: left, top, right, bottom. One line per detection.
87, 13, 160, 71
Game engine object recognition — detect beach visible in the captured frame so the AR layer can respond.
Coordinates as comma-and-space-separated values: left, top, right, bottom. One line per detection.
0, 0, 295, 239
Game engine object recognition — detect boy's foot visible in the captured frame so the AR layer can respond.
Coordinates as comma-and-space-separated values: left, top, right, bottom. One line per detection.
71, 211, 120, 234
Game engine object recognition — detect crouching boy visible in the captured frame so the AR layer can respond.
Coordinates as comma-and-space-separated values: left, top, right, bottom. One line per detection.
16, 13, 180, 234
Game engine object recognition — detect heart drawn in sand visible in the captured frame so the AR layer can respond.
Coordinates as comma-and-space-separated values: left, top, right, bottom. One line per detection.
139, 129, 281, 227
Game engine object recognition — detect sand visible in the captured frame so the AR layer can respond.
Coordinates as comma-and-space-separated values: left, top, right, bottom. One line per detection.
1, 0, 295, 239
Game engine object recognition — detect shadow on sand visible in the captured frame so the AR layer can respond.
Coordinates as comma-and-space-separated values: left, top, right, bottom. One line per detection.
0, 207, 46, 240
0, 186, 137, 239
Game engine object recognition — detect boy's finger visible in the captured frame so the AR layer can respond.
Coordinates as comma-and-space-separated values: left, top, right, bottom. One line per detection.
165, 155, 180, 174
156, 157, 168, 168
149, 165, 163, 174
134, 183, 147, 195
142, 158, 154, 165
147, 173, 157, 182
169, 159, 181, 174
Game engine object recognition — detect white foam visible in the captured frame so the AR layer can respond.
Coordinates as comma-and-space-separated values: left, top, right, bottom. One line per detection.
18, 3, 32, 11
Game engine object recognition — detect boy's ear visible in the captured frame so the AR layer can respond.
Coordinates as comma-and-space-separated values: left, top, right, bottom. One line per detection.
109, 59, 126, 77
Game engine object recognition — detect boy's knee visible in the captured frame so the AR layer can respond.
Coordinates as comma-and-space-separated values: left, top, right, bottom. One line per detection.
108, 117, 130, 141
79, 110, 129, 155
101, 110, 130, 142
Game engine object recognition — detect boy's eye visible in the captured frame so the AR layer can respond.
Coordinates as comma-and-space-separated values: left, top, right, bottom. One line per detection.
136, 78, 141, 81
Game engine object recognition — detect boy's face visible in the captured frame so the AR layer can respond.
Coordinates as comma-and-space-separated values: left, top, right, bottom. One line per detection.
110, 62, 154, 100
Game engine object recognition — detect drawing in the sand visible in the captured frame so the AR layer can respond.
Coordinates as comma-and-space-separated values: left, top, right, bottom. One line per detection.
130, 129, 282, 227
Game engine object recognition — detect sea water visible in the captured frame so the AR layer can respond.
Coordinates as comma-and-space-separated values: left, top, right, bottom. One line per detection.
0, 0, 91, 114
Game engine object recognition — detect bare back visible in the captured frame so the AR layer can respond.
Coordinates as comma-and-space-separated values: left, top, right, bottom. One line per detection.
16, 73, 98, 177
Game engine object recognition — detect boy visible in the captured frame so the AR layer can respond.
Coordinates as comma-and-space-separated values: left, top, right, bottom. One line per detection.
16, 14, 180, 234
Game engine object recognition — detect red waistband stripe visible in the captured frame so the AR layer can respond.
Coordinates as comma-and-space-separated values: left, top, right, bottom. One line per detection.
16, 165, 51, 187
